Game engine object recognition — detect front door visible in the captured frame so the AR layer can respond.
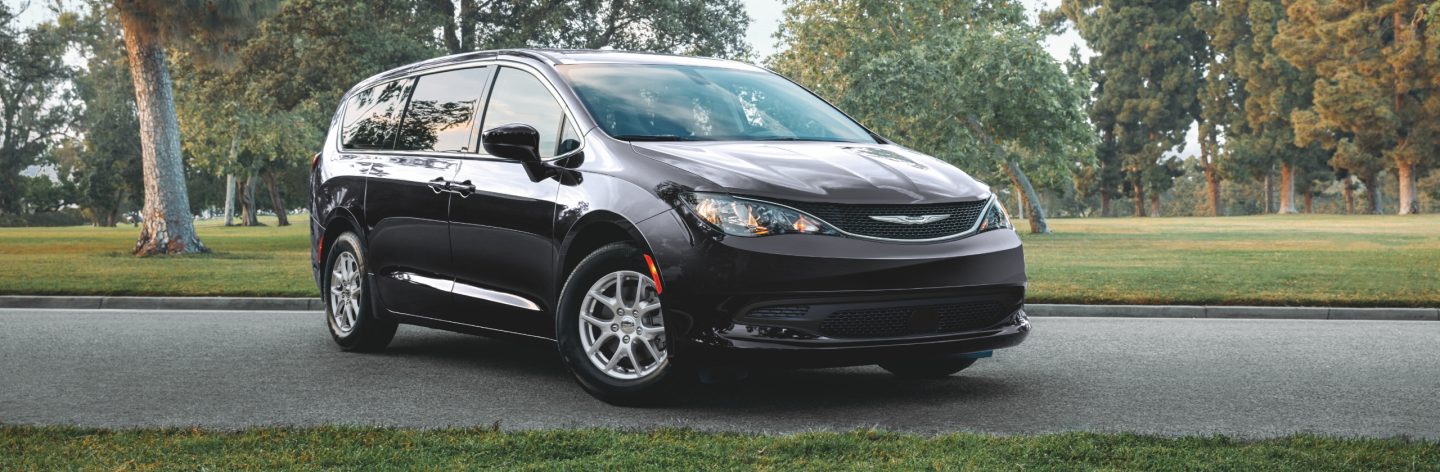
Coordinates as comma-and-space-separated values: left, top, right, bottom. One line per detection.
445, 66, 576, 336
364, 66, 493, 319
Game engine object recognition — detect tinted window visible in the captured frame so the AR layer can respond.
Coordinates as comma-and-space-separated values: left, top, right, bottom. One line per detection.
341, 79, 414, 149
396, 67, 491, 152
557, 64, 875, 143
482, 67, 573, 158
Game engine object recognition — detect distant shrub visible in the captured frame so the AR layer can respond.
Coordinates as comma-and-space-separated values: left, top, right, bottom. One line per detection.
0, 209, 89, 227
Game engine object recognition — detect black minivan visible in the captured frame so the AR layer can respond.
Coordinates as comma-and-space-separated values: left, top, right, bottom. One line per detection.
310, 49, 1029, 405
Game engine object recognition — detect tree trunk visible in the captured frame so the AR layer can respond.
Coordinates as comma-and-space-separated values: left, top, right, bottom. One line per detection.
223, 174, 236, 226
261, 170, 289, 226
1004, 160, 1049, 234
1363, 174, 1383, 214
1014, 190, 1026, 220
1148, 192, 1161, 217
1100, 190, 1111, 217
1133, 179, 1145, 217
1278, 162, 1297, 214
1343, 176, 1355, 215
1263, 171, 1274, 214
1303, 190, 1314, 214
240, 174, 260, 226
459, 0, 478, 50
1396, 161, 1419, 214
1200, 126, 1221, 216
119, 6, 207, 255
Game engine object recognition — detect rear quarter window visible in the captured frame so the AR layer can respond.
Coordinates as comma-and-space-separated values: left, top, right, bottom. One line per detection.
340, 79, 415, 150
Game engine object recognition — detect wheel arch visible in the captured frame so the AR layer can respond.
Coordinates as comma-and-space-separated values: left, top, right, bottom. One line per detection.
320, 207, 365, 265
557, 211, 653, 285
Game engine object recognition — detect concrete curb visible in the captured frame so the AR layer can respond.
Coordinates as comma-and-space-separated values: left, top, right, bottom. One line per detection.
1, 296, 1436, 321
0, 296, 317, 311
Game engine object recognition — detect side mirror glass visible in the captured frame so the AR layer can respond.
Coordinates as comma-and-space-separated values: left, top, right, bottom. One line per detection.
482, 123, 541, 163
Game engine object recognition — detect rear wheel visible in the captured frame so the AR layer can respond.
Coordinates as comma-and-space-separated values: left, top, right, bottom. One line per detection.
557, 243, 688, 406
878, 357, 978, 378
324, 232, 397, 352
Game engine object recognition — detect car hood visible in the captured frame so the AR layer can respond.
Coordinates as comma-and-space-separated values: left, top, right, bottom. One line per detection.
629, 141, 991, 204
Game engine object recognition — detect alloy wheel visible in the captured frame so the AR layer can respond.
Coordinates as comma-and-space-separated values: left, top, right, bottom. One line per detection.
578, 270, 667, 380
329, 251, 362, 334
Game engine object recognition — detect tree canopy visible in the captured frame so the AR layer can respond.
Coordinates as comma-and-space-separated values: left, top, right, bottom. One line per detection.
772, 0, 1094, 232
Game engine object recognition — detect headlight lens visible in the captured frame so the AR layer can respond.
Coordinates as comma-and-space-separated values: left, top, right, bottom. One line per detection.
681, 192, 838, 237
979, 198, 1012, 232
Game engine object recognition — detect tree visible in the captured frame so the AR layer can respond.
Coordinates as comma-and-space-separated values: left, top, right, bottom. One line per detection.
773, 0, 1094, 233
1048, 0, 1207, 217
110, 0, 277, 255
0, 3, 75, 216
67, 4, 144, 227
425, 0, 752, 58
1190, 0, 1252, 216
1276, 0, 1438, 215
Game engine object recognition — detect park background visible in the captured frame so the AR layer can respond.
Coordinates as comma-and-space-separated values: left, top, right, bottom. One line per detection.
2, 0, 1437, 308
2, 1, 1440, 468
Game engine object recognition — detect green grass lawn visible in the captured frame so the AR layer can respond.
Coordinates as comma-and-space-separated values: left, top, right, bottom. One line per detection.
3, 426, 1437, 471
0, 214, 1436, 306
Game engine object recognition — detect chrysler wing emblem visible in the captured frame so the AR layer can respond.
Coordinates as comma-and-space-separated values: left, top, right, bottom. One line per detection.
869, 214, 951, 225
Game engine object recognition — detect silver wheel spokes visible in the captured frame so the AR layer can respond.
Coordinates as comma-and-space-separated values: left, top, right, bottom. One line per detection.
329, 251, 362, 334
579, 270, 666, 380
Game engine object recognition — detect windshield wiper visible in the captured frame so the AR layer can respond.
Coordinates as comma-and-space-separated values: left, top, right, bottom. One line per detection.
611, 134, 697, 142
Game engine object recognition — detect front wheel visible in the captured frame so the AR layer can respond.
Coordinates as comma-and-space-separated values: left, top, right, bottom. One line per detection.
556, 243, 689, 406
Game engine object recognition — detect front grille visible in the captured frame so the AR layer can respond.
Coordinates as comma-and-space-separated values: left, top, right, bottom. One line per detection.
784, 200, 989, 241
817, 300, 1009, 338
746, 305, 810, 319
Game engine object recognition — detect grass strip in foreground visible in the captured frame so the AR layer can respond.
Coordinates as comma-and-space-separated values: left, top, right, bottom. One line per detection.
2, 426, 1437, 471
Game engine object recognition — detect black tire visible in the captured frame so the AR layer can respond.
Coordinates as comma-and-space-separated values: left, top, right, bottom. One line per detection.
323, 231, 397, 352
556, 243, 690, 406
878, 356, 978, 379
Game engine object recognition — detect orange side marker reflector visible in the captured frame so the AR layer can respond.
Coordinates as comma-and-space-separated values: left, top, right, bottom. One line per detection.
643, 254, 663, 295
316, 238, 324, 263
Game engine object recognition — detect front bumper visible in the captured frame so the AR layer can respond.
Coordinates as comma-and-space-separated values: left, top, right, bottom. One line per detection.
636, 210, 1029, 368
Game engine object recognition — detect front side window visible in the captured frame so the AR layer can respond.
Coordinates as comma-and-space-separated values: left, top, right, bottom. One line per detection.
395, 67, 491, 152
341, 79, 414, 149
557, 64, 876, 143
481, 67, 573, 158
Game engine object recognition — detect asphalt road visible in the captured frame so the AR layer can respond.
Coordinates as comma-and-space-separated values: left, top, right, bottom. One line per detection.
2, 309, 1436, 438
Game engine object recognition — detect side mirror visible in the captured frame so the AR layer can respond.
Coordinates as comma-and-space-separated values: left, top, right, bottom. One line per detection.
482, 123, 541, 163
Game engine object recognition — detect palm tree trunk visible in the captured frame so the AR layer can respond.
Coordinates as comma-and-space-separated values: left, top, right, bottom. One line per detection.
118, 7, 206, 255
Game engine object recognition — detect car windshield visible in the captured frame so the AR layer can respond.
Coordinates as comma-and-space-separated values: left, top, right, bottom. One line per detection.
557, 64, 877, 143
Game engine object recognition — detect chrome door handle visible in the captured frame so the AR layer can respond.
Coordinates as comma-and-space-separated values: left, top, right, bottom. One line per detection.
427, 177, 448, 194
448, 180, 475, 198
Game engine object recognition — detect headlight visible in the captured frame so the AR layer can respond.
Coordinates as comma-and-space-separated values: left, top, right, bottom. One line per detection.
681, 192, 838, 237
978, 198, 1012, 232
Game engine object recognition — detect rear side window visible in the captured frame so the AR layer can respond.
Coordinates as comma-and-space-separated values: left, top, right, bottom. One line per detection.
395, 67, 492, 152
340, 79, 414, 150
481, 67, 575, 158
